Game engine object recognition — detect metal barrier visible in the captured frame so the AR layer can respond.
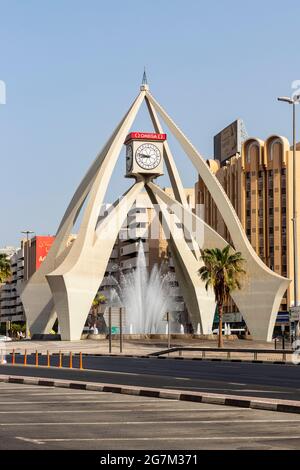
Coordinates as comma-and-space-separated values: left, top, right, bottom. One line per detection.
4, 350, 85, 369
149, 346, 294, 362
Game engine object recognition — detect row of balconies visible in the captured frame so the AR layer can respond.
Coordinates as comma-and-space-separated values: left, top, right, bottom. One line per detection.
119, 227, 148, 240
0, 300, 20, 307
120, 257, 150, 270
0, 314, 25, 322
120, 241, 149, 257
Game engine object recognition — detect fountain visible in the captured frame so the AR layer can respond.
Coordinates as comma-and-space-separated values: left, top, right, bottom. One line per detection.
106, 241, 175, 334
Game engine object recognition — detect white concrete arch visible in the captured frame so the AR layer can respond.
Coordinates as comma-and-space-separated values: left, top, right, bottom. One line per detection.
20, 91, 145, 337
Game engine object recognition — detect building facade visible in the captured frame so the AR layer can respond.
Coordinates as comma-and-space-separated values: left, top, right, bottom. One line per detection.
0, 246, 25, 325
195, 135, 300, 327
0, 236, 55, 327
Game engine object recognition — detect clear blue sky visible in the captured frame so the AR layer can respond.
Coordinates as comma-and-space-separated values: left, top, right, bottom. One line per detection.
1, 0, 300, 246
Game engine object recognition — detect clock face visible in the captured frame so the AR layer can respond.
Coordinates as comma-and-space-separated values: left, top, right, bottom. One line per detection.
135, 143, 161, 170
126, 144, 133, 171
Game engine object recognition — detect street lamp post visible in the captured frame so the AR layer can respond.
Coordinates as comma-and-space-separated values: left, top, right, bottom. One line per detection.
278, 95, 300, 337
20, 230, 35, 338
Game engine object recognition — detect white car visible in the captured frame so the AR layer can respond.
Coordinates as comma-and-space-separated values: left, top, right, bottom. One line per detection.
0, 335, 12, 342
212, 328, 245, 334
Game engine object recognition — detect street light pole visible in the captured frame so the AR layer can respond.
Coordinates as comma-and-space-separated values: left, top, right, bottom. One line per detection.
278, 95, 300, 340
20, 230, 35, 338
293, 101, 298, 309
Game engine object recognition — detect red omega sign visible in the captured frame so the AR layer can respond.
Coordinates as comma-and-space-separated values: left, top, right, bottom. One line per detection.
125, 132, 167, 143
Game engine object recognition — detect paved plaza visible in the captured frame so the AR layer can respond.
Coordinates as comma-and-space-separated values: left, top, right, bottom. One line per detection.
1, 337, 291, 357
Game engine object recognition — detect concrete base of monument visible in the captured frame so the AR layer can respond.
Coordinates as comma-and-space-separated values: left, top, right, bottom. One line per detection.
86, 334, 107, 340
192, 334, 237, 341
31, 334, 61, 341
81, 333, 239, 341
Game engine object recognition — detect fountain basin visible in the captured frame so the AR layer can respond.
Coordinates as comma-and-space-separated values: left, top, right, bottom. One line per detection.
87, 334, 107, 340
81, 333, 238, 341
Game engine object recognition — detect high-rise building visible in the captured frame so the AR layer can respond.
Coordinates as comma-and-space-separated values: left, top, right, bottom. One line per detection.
195, 134, 300, 328
0, 246, 25, 325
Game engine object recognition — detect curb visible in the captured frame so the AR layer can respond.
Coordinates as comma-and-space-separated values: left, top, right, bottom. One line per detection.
1, 373, 300, 415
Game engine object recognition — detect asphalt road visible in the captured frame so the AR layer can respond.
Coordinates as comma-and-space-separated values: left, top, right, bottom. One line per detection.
1, 382, 300, 450
1, 355, 300, 401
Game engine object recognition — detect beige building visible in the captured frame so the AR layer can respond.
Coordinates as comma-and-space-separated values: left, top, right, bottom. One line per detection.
195, 135, 300, 323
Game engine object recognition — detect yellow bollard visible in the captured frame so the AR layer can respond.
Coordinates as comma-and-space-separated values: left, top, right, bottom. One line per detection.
47, 350, 50, 368
35, 350, 38, 367
58, 351, 62, 368
79, 352, 83, 370
12, 349, 15, 365
69, 351, 73, 369
24, 350, 27, 366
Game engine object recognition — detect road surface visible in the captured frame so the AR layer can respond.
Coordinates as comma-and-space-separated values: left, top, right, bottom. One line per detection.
1, 381, 300, 450
1, 355, 300, 401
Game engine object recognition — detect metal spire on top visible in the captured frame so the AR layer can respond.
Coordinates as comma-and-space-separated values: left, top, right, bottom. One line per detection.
142, 67, 148, 85
140, 67, 149, 91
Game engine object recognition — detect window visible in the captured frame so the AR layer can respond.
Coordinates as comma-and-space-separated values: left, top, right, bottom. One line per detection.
246, 142, 259, 164
269, 139, 283, 162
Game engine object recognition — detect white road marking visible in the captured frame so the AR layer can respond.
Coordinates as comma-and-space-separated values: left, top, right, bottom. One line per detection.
3, 418, 300, 426
0, 408, 251, 414
0, 400, 173, 405
28, 392, 111, 396
16, 435, 300, 445
165, 385, 292, 394
0, 387, 54, 391
234, 390, 290, 394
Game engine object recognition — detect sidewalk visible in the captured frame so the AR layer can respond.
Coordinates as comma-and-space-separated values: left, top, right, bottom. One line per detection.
1, 337, 294, 363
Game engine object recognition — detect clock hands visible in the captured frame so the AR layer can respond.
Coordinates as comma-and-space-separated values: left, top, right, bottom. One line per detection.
138, 152, 151, 159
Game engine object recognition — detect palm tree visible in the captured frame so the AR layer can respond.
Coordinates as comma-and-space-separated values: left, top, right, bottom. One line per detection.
0, 254, 11, 283
199, 245, 245, 348
91, 293, 106, 328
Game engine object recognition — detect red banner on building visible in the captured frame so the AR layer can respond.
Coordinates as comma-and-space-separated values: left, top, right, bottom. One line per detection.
35, 236, 55, 270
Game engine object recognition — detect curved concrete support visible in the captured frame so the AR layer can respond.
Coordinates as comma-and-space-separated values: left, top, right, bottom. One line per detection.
145, 98, 214, 333
145, 96, 200, 261
146, 185, 215, 333
145, 97, 188, 207
45, 91, 145, 340
21, 92, 144, 336
47, 181, 145, 340
148, 181, 290, 341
